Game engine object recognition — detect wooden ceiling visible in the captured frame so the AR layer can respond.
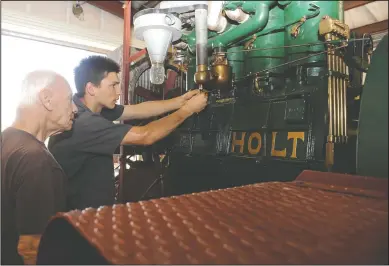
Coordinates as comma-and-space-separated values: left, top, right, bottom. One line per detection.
87, 1, 161, 21
87, 1, 388, 35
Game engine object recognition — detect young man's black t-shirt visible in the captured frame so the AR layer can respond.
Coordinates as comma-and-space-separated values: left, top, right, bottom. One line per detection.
1, 128, 67, 265
48, 95, 131, 210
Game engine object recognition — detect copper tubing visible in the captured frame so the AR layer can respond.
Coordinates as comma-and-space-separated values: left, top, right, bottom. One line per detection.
339, 58, 346, 143
343, 60, 348, 143
334, 52, 338, 143
335, 38, 342, 142
337, 39, 342, 143
119, 0, 132, 203
332, 36, 336, 142
336, 38, 342, 143
339, 56, 344, 143
332, 36, 338, 143
327, 37, 333, 142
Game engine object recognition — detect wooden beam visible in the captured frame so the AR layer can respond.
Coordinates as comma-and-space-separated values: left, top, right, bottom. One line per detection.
87, 1, 124, 19
344, 1, 375, 11
352, 20, 388, 35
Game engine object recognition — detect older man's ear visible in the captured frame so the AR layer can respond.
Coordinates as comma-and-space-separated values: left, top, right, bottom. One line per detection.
38, 88, 54, 111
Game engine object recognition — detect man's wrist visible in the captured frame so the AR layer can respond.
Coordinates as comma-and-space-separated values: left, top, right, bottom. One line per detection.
177, 106, 194, 118
175, 95, 185, 108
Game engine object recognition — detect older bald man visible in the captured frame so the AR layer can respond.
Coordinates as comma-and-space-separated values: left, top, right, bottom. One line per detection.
1, 70, 77, 265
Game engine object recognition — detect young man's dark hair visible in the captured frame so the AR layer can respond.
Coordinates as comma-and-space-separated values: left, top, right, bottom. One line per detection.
74, 56, 121, 97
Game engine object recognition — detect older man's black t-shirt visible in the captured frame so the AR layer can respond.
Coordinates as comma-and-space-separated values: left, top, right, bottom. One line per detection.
48, 96, 131, 210
1, 128, 67, 265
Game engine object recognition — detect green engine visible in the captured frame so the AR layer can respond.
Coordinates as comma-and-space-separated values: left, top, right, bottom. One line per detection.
124, 1, 382, 200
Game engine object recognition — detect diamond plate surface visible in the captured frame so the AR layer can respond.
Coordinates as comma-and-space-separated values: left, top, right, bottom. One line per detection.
37, 171, 388, 265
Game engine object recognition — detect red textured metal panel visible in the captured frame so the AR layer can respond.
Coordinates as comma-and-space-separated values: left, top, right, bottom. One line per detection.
296, 170, 389, 197
164, 70, 178, 96
37, 172, 388, 265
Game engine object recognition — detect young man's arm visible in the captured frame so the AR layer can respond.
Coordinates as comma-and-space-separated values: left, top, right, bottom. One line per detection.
121, 107, 193, 145
118, 89, 200, 121
120, 92, 207, 145
74, 92, 208, 155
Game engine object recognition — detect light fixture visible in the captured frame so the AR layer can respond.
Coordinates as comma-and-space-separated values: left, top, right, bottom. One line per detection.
134, 10, 182, 84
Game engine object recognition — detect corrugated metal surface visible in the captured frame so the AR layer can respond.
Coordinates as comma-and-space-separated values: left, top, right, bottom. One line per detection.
36, 170, 388, 265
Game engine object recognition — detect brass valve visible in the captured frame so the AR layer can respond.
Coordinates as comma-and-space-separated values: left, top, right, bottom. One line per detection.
194, 64, 212, 88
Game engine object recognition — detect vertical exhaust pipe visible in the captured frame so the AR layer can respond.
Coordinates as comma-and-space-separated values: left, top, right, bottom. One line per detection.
194, 5, 211, 89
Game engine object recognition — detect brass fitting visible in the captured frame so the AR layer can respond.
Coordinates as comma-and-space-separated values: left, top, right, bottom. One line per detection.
319, 16, 350, 40
194, 64, 212, 86
210, 53, 232, 91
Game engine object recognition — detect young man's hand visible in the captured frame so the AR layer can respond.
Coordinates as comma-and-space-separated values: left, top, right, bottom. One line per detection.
181, 92, 208, 115
181, 89, 201, 101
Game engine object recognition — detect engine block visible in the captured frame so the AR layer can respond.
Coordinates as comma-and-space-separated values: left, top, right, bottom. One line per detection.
123, 1, 374, 198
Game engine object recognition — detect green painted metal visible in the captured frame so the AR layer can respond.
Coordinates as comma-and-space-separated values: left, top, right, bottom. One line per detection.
184, 30, 220, 52
184, 1, 276, 51
284, 1, 340, 64
186, 55, 196, 90
338, 1, 344, 22
208, 1, 276, 49
245, 5, 285, 75
357, 34, 388, 178
278, 1, 292, 6
227, 46, 245, 80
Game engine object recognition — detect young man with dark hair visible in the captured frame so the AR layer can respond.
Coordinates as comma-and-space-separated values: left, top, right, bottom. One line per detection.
48, 55, 207, 210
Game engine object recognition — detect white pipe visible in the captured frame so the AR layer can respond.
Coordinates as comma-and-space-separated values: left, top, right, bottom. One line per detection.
225, 8, 250, 24
207, 1, 227, 33
174, 42, 188, 49
157, 1, 228, 33
195, 8, 208, 66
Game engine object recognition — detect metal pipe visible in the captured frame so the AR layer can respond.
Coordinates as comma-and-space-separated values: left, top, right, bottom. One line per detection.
207, 1, 275, 49
339, 55, 344, 143
343, 60, 348, 143
225, 8, 249, 24
337, 48, 342, 142
326, 35, 335, 170
331, 36, 336, 143
119, 0, 132, 203
208, 1, 228, 32
195, 7, 208, 67
338, 1, 344, 23
126, 48, 147, 65
335, 38, 341, 143
193, 6, 211, 88
340, 58, 347, 143
327, 57, 333, 139
336, 47, 341, 142
326, 33, 333, 142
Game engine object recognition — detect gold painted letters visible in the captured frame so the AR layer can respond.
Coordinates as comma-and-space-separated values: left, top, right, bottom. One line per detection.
248, 132, 262, 155
271, 132, 287, 157
287, 132, 305, 159
230, 131, 306, 159
231, 132, 246, 153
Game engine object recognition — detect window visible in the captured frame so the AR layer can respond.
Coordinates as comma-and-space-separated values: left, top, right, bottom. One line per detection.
1, 34, 106, 131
